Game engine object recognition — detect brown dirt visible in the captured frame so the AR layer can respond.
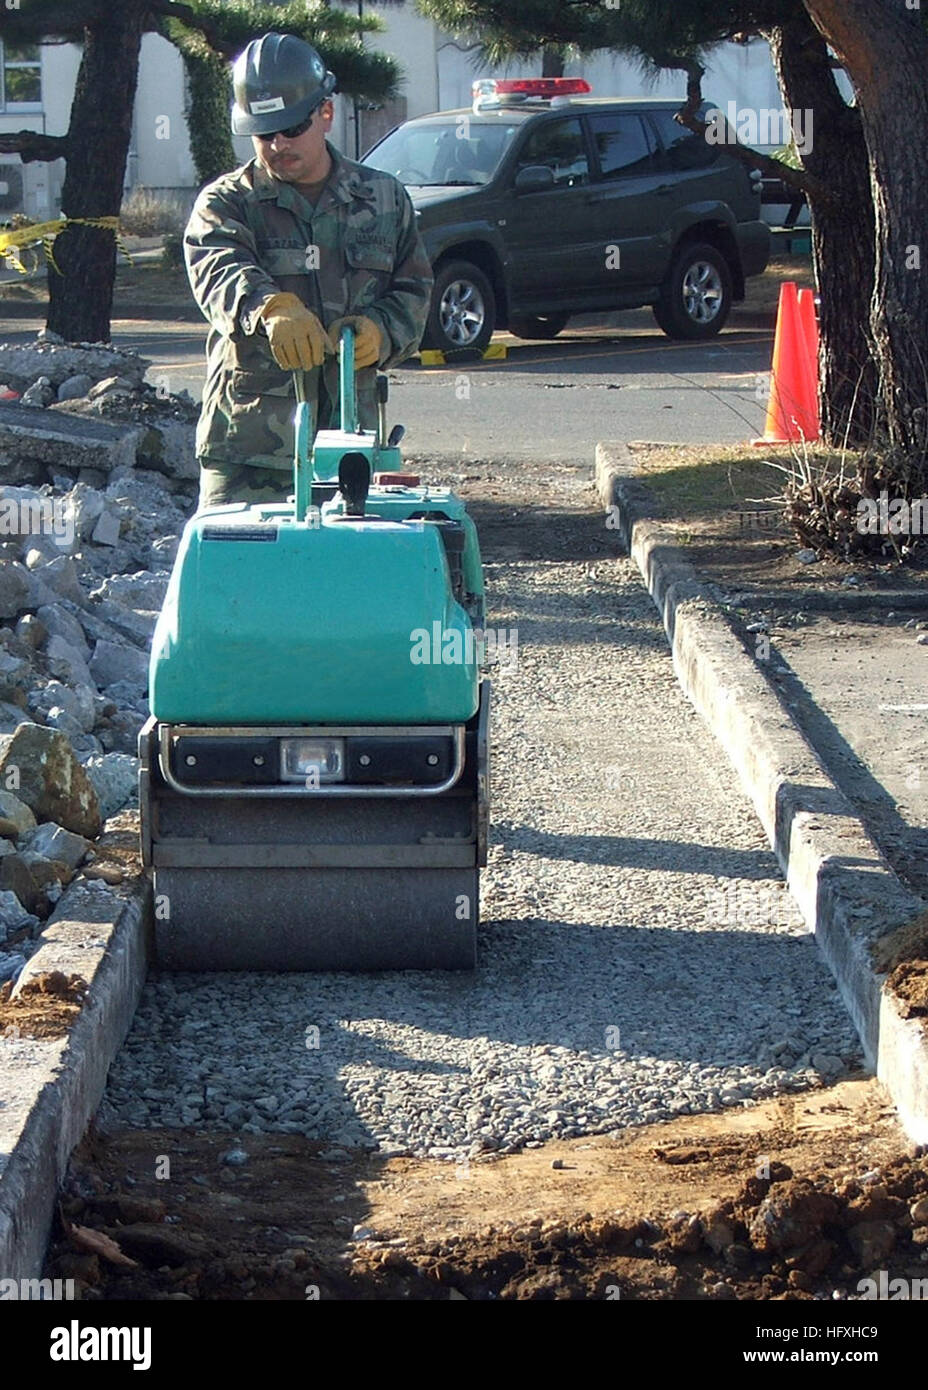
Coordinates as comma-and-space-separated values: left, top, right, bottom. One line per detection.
886, 962, 928, 1021
0, 811, 143, 1038
874, 915, 928, 1031
871, 912, 928, 976
0, 969, 88, 1040
43, 1078, 928, 1300
629, 441, 928, 598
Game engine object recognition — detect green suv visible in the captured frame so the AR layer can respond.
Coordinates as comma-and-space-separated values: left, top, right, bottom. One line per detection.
362, 80, 771, 354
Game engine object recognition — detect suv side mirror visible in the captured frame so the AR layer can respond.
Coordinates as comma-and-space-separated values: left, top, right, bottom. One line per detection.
514, 165, 555, 193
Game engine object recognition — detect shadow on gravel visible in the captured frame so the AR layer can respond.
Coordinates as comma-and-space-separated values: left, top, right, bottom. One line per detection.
108, 917, 853, 1151
471, 918, 840, 1066
483, 610, 671, 651
494, 821, 781, 880
465, 498, 615, 565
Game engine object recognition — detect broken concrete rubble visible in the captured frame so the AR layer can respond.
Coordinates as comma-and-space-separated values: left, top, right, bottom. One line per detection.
0, 333, 202, 981
0, 402, 142, 477
0, 723, 102, 838
0, 790, 37, 835
89, 639, 148, 692
57, 374, 94, 403
0, 340, 149, 394
46, 633, 95, 689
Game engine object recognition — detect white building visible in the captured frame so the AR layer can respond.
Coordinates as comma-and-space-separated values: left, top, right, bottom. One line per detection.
0, 5, 797, 223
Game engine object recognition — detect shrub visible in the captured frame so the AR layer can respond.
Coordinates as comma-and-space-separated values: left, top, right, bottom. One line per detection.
120, 187, 186, 238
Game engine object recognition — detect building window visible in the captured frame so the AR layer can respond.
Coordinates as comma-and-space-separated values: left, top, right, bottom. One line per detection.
1, 43, 43, 111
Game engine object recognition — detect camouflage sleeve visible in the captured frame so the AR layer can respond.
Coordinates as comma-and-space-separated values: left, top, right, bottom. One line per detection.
364, 181, 434, 368
183, 184, 278, 338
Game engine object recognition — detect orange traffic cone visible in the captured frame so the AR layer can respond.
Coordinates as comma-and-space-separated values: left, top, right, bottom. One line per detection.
798, 287, 819, 359
753, 280, 820, 445
797, 286, 821, 440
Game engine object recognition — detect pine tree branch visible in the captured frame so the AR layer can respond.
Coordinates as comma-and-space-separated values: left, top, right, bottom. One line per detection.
0, 131, 70, 164
659, 54, 830, 204
147, 0, 231, 56
675, 105, 832, 203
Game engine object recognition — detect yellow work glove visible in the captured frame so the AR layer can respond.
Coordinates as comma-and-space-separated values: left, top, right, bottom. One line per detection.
259, 293, 333, 370
328, 315, 384, 369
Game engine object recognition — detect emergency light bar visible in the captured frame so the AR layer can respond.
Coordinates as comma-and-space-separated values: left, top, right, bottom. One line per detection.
472, 77, 592, 109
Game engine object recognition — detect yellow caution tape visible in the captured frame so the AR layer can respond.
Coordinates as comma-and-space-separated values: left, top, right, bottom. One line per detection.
0, 215, 132, 275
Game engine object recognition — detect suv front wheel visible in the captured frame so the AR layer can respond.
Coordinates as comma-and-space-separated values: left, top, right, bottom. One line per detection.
423, 260, 496, 354
653, 241, 733, 340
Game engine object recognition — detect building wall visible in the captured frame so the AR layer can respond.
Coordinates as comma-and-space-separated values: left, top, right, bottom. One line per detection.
132, 33, 197, 194
0, 42, 78, 220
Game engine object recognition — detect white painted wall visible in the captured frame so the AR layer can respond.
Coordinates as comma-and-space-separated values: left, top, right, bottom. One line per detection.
132, 33, 197, 192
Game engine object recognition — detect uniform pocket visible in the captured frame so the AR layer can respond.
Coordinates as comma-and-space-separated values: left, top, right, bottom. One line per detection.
226, 367, 298, 462
344, 238, 394, 314
230, 367, 292, 397
346, 240, 394, 272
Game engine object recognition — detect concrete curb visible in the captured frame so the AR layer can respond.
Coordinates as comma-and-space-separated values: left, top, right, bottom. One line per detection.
0, 845, 150, 1280
596, 441, 928, 1145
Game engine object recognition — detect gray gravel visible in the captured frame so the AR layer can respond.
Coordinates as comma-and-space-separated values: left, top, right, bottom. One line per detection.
103, 472, 863, 1158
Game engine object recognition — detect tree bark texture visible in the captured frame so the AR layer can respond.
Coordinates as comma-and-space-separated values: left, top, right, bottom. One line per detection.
767, 13, 879, 445
46, 4, 145, 342
805, 0, 928, 461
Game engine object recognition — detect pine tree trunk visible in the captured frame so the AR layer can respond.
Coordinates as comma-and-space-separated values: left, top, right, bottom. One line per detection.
805, 0, 928, 463
47, 5, 144, 342
541, 46, 565, 78
767, 15, 878, 446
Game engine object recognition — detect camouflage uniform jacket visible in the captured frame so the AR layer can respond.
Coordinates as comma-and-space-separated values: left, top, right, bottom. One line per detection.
184, 142, 433, 470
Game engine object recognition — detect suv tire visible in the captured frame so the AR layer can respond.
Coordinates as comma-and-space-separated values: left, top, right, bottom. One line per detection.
508, 312, 569, 340
653, 241, 733, 340
423, 260, 496, 354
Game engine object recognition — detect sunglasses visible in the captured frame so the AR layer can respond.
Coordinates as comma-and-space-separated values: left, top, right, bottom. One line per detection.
256, 107, 323, 142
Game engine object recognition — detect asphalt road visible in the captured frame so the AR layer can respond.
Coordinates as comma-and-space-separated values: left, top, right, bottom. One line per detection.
0, 308, 772, 461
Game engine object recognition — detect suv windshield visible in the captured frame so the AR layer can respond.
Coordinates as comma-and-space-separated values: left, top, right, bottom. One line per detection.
363, 120, 518, 186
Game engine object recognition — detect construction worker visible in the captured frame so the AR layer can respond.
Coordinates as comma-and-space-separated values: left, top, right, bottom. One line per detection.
184, 32, 433, 508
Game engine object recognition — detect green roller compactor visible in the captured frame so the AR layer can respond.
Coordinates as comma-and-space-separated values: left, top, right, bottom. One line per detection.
139, 327, 489, 970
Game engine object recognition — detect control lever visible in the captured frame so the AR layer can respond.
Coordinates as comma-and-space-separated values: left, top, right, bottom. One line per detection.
338, 451, 371, 517
376, 374, 389, 448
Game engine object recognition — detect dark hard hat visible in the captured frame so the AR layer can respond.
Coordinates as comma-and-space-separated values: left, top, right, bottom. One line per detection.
231, 33, 337, 136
